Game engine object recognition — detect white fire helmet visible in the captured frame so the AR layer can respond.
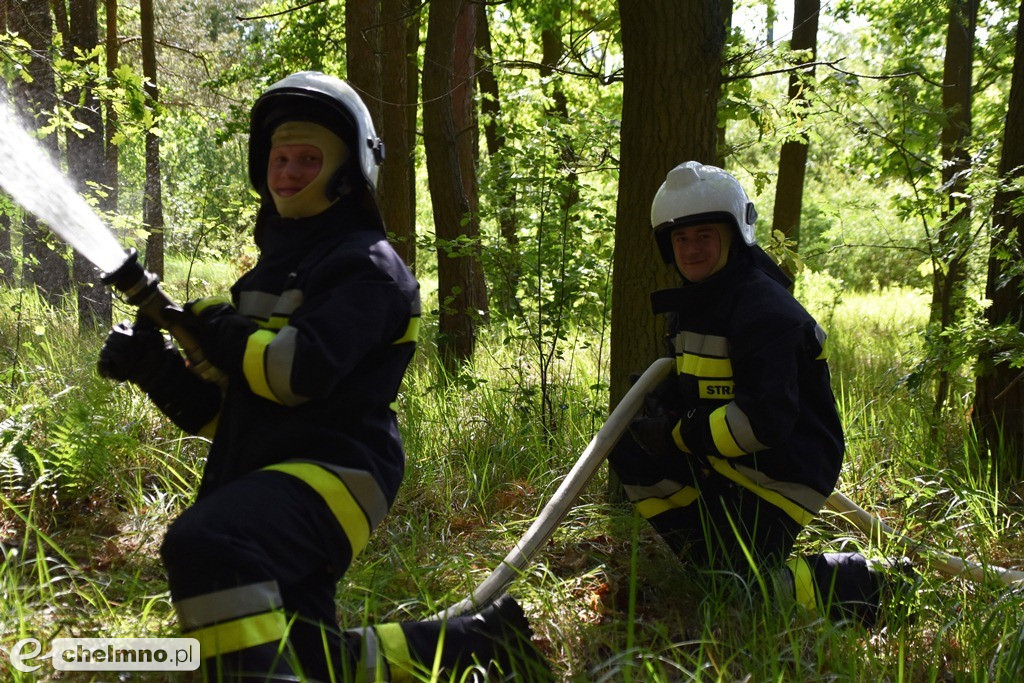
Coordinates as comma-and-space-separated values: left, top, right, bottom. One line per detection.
650, 161, 757, 264
249, 71, 385, 210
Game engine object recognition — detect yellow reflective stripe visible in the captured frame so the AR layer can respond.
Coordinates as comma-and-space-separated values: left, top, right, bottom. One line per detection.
816, 336, 830, 361
635, 486, 700, 519
698, 380, 734, 399
709, 405, 746, 457
394, 316, 420, 345
243, 329, 278, 403
679, 353, 732, 378
787, 556, 818, 613
185, 610, 287, 657
266, 315, 288, 331
707, 456, 814, 526
197, 415, 219, 440
191, 295, 232, 314
671, 420, 691, 453
263, 463, 371, 558
375, 623, 414, 683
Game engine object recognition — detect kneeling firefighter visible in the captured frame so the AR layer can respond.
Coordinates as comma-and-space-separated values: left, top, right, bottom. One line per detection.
99, 71, 550, 681
608, 161, 900, 626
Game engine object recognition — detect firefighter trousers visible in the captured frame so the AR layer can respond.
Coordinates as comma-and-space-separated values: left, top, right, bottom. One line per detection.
608, 433, 882, 626
160, 462, 532, 681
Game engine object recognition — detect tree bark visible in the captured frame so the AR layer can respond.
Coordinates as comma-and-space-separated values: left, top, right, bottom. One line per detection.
973, 0, 1024, 477
103, 0, 119, 216
405, 0, 420, 268
611, 0, 725, 410
771, 0, 819, 282
477, 3, 519, 313
346, 0, 382, 125
67, 0, 112, 329
140, 0, 164, 279
378, 0, 416, 269
930, 0, 977, 416
10, 0, 70, 302
423, 0, 488, 369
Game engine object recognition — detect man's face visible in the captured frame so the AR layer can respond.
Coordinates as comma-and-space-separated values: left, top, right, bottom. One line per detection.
267, 144, 324, 197
671, 223, 725, 282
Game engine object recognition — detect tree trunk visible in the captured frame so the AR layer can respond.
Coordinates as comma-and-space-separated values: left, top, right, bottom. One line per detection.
423, 0, 488, 369
67, 0, 112, 329
140, 0, 164, 279
378, 0, 416, 269
405, 0, 420, 269
931, 0, 977, 416
611, 0, 725, 410
346, 0, 382, 124
715, 0, 734, 168
973, 0, 1024, 478
771, 0, 819, 283
104, 0, 119, 216
611, 1, 724, 497
10, 0, 69, 302
477, 3, 519, 314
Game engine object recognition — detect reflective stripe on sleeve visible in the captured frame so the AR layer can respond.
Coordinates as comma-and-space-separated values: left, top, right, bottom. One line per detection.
262, 462, 373, 558
671, 420, 692, 453
709, 403, 768, 457
242, 329, 278, 402
184, 610, 288, 658
174, 581, 283, 631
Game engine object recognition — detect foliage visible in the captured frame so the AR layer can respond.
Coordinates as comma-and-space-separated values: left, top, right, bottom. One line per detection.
2, 279, 1023, 680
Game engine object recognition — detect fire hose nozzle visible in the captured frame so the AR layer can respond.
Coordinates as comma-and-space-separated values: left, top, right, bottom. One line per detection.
102, 249, 228, 389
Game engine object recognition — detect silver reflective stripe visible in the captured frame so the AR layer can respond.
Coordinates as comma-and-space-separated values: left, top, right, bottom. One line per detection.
237, 291, 280, 320
237, 290, 305, 320
622, 478, 688, 503
732, 462, 827, 514
726, 402, 768, 453
676, 331, 729, 358
174, 580, 283, 631
265, 326, 307, 406
348, 626, 386, 683
814, 324, 827, 348
315, 461, 391, 530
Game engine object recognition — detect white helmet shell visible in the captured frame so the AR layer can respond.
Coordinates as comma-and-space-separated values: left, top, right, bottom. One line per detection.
650, 161, 757, 263
249, 71, 385, 199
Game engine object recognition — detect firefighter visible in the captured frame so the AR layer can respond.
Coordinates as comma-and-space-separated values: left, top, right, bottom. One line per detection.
98, 71, 549, 681
608, 160, 907, 627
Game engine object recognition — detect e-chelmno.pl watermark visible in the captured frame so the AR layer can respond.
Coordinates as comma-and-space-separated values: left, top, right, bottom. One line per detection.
6, 637, 200, 673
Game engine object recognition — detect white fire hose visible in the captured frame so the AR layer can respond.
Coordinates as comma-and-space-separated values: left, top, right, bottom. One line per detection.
435, 358, 1023, 619
432, 358, 675, 619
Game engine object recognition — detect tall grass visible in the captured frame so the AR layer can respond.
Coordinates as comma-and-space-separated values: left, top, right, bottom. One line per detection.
1, 272, 1022, 680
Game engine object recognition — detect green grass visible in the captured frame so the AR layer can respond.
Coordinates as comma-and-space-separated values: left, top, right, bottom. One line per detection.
1, 275, 1023, 681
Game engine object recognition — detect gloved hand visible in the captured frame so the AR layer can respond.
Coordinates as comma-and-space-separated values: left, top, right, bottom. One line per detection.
162, 296, 258, 376
629, 413, 684, 458
98, 317, 172, 388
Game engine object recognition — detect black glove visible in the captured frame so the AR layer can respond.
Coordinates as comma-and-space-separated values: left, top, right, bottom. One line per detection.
163, 296, 258, 376
629, 413, 683, 458
98, 318, 173, 389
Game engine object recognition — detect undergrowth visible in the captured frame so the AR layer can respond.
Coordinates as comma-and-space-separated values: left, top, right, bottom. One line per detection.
0, 274, 1022, 681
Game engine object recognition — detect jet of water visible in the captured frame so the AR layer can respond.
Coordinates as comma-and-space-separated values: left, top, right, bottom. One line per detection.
0, 94, 128, 274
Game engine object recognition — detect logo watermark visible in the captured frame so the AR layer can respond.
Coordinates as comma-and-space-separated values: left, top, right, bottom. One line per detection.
7, 637, 200, 672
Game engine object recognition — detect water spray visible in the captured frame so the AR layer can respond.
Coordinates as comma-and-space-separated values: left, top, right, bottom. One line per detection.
0, 95, 225, 386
